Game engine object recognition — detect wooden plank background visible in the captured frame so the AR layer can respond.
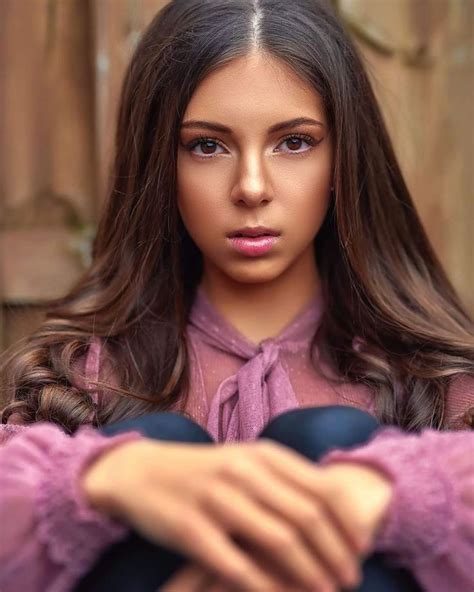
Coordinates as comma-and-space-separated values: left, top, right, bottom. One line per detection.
1, 0, 472, 350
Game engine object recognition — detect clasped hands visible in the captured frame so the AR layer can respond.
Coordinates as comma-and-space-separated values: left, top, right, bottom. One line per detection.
160, 455, 393, 592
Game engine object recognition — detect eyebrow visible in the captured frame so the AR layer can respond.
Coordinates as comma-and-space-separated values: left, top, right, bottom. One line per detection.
180, 117, 325, 134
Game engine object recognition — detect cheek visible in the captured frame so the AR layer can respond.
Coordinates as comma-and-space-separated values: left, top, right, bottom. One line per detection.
177, 182, 223, 244
177, 159, 229, 237
280, 162, 332, 232
287, 194, 330, 244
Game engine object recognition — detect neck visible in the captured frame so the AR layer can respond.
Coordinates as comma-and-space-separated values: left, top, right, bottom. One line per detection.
200, 249, 321, 345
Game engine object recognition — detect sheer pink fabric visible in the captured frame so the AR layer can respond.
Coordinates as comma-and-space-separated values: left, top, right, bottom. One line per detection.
0, 284, 473, 591
322, 428, 474, 591
0, 424, 141, 592
185, 285, 375, 441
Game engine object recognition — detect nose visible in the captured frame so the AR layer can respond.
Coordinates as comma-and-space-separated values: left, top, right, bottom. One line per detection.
230, 150, 273, 207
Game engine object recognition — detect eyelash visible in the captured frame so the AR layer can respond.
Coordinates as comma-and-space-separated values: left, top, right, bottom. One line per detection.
184, 133, 318, 159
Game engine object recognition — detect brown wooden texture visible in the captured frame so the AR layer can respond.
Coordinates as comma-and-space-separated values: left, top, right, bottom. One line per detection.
0, 0, 98, 347
1, 0, 472, 350
340, 0, 474, 313
92, 0, 169, 204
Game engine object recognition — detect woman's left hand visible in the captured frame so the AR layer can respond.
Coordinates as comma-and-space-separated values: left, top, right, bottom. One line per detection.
160, 460, 394, 591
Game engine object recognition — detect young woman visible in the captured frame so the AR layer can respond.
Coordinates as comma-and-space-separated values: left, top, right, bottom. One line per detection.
1, 1, 473, 591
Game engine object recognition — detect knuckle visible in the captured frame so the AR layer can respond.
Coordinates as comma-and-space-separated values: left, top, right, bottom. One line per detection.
189, 478, 210, 500
219, 457, 253, 481
268, 526, 300, 554
199, 481, 228, 506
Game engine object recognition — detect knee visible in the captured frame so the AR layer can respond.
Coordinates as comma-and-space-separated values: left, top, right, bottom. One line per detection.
260, 405, 380, 461
100, 412, 214, 443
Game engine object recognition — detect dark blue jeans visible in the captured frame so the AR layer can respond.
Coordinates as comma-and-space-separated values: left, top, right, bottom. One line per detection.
75, 406, 422, 592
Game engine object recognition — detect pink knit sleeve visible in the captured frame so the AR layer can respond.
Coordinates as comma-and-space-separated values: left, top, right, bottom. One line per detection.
320, 424, 474, 591
0, 422, 143, 592
0, 337, 144, 592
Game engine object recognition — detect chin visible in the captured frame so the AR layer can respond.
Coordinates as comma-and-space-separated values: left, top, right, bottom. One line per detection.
221, 260, 288, 285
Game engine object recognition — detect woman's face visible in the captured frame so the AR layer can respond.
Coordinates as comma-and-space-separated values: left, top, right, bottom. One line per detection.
177, 51, 333, 288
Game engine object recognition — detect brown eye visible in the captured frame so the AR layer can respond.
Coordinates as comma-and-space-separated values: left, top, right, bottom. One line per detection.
277, 134, 316, 154
286, 137, 303, 150
200, 140, 218, 154
186, 137, 225, 158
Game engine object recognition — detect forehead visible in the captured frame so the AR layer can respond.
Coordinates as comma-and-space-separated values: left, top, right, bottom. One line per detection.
183, 52, 326, 127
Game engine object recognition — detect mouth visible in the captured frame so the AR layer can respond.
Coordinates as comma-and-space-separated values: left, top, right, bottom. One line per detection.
226, 226, 282, 257
227, 226, 281, 238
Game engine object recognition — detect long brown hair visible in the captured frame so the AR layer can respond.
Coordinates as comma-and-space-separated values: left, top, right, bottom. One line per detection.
1, 0, 473, 433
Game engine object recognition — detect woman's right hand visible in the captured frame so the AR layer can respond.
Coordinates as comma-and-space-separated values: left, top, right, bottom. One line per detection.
81, 438, 363, 592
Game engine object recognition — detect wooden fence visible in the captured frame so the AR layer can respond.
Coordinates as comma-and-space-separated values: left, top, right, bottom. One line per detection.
1, 0, 472, 349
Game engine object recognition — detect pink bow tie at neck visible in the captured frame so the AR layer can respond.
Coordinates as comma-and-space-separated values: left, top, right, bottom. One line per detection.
206, 340, 300, 443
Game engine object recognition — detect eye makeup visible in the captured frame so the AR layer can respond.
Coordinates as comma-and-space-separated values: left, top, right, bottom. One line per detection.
181, 132, 323, 158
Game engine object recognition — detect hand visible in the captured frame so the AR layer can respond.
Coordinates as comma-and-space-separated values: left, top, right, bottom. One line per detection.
160, 556, 312, 592
310, 461, 394, 553
158, 562, 218, 592
161, 534, 320, 592
161, 460, 394, 592
81, 438, 375, 591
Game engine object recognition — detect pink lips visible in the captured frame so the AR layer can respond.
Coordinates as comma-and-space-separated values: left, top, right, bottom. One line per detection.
228, 235, 279, 256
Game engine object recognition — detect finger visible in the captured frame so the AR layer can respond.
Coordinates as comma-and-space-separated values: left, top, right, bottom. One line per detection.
315, 476, 375, 555
161, 502, 277, 591
160, 562, 211, 592
252, 439, 332, 494
241, 540, 332, 592
206, 578, 239, 592
221, 461, 362, 589
197, 478, 337, 591
254, 440, 365, 549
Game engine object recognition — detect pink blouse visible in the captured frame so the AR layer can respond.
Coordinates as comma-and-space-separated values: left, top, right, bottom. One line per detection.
0, 285, 473, 591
